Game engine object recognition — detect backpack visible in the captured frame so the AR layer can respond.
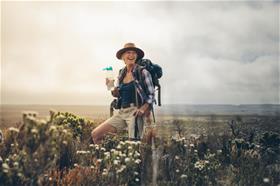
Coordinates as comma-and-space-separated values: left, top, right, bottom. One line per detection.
135, 59, 162, 106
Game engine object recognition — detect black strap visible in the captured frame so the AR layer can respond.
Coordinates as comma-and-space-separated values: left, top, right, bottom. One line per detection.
134, 116, 139, 139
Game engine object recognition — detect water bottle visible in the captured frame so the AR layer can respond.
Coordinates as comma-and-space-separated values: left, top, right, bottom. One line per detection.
102, 66, 114, 91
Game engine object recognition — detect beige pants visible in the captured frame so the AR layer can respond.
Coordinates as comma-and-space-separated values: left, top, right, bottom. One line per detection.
105, 106, 151, 139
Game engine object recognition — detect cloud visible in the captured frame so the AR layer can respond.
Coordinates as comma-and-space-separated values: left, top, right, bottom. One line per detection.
1, 1, 279, 105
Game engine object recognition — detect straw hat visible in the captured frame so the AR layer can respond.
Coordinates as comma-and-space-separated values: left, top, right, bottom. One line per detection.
116, 43, 144, 60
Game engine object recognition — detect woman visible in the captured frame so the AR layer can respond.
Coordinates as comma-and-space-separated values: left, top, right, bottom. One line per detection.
91, 43, 155, 144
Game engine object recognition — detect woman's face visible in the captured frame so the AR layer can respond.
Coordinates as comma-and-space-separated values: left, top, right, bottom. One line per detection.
122, 50, 137, 65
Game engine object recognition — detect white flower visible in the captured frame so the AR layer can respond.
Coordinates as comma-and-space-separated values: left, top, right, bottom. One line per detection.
113, 150, 119, 156
181, 174, 187, 178
134, 171, 139, 175
104, 152, 110, 158
128, 146, 132, 150
176, 169, 180, 173
2, 163, 9, 169
62, 129, 68, 134
189, 144, 194, 148
175, 155, 180, 160
125, 157, 130, 163
113, 160, 119, 165
97, 159, 102, 163
13, 162, 18, 167
8, 127, 19, 133
90, 165, 94, 169
263, 178, 270, 183
110, 149, 116, 153
134, 151, 141, 157
135, 159, 141, 164
74, 163, 78, 167
31, 128, 38, 134
135, 178, 140, 182
101, 147, 106, 151
89, 144, 94, 148
129, 152, 133, 156
50, 126, 57, 131
116, 145, 122, 149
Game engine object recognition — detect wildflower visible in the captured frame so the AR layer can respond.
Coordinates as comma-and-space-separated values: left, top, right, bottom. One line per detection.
135, 159, 141, 164
89, 144, 94, 148
13, 162, 19, 167
135, 178, 140, 182
31, 128, 38, 134
176, 169, 180, 173
74, 163, 78, 167
97, 159, 102, 163
49, 126, 57, 131
104, 152, 110, 158
189, 144, 194, 148
128, 146, 132, 150
101, 147, 106, 151
111, 149, 116, 153
116, 145, 122, 149
113, 150, 119, 156
2, 163, 9, 170
90, 165, 94, 169
134, 171, 139, 175
129, 152, 133, 156
194, 150, 198, 153
8, 127, 19, 133
125, 157, 130, 163
263, 178, 270, 183
116, 156, 120, 160
120, 141, 125, 145
62, 140, 68, 145
181, 174, 187, 178
175, 155, 180, 160
134, 151, 141, 157
102, 169, 108, 176
113, 160, 119, 165
117, 165, 126, 173
11, 143, 14, 147
49, 177, 53, 181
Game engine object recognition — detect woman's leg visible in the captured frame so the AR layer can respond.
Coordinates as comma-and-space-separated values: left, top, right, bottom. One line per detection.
91, 111, 126, 144
91, 122, 117, 144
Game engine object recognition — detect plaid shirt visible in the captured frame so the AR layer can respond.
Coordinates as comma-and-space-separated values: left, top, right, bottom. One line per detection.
116, 64, 155, 106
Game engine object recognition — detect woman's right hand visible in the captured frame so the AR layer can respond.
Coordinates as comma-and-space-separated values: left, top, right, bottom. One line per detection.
111, 87, 119, 97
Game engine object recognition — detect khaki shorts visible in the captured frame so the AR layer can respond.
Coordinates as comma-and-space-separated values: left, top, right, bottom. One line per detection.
105, 106, 151, 139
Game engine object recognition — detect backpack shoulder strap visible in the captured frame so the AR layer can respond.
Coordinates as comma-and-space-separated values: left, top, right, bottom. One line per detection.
118, 67, 127, 84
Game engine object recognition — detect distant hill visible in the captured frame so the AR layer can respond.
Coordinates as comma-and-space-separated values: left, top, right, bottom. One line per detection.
156, 104, 280, 116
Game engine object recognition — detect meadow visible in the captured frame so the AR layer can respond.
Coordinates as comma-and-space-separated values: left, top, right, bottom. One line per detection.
0, 105, 279, 185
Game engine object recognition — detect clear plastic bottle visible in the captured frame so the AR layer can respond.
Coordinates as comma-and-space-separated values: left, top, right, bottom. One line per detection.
103, 66, 114, 91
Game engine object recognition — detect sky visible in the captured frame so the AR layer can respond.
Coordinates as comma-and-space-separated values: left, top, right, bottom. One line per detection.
1, 1, 279, 105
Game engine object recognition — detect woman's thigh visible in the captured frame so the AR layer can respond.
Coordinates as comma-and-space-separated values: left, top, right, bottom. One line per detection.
93, 122, 117, 137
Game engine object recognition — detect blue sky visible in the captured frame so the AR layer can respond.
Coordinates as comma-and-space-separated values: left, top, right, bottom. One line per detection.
1, 1, 279, 105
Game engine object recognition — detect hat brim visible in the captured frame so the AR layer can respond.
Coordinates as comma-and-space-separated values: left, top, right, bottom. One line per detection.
116, 47, 144, 60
